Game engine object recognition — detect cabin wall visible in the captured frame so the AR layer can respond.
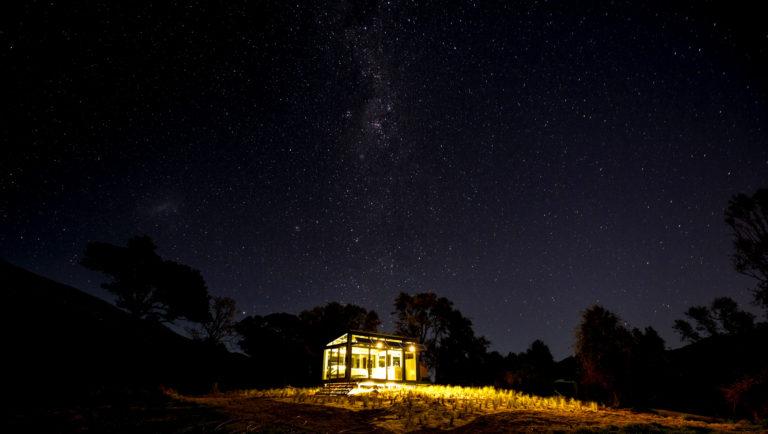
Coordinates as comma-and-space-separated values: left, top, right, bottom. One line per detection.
322, 331, 423, 383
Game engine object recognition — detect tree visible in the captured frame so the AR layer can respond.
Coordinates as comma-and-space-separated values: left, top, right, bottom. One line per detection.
673, 319, 701, 343
235, 313, 310, 385
154, 261, 211, 323
81, 236, 210, 323
687, 306, 719, 336
722, 368, 768, 421
712, 296, 756, 335
575, 305, 633, 406
235, 302, 381, 385
575, 310, 666, 407
394, 292, 490, 384
526, 339, 555, 367
192, 296, 238, 346
393, 292, 453, 375
299, 301, 380, 345
673, 297, 755, 343
725, 189, 768, 313
497, 340, 556, 395
434, 307, 490, 385
298, 301, 381, 381
629, 326, 666, 406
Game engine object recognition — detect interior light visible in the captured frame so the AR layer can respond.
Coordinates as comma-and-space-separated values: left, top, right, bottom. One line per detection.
376, 341, 383, 348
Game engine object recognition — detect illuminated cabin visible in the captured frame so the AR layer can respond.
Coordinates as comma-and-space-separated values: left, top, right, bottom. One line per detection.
322, 330, 426, 383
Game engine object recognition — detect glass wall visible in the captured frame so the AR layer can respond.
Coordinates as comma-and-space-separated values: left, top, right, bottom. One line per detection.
323, 333, 421, 382
367, 348, 403, 380
350, 346, 370, 380
322, 346, 347, 380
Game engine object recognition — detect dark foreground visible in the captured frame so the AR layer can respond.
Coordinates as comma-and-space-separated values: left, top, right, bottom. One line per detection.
7, 391, 762, 433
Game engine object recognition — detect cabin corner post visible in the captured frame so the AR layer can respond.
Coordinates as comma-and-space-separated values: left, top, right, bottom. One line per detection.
415, 350, 421, 382
345, 332, 352, 381
401, 338, 406, 382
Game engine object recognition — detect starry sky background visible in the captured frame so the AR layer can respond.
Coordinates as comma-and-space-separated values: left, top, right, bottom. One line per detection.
2, 0, 767, 359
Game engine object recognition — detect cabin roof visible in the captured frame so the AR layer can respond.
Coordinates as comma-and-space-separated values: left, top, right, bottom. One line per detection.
324, 330, 424, 349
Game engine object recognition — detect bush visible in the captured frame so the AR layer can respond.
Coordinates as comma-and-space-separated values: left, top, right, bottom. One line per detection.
722, 369, 768, 421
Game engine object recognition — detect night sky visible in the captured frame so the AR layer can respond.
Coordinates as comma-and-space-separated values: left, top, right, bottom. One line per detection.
3, 1, 767, 359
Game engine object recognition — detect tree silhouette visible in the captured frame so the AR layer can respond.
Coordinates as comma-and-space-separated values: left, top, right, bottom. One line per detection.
498, 340, 556, 395
235, 313, 309, 385
629, 326, 666, 406
712, 297, 756, 335
672, 319, 701, 343
154, 261, 212, 323
725, 189, 768, 314
576, 307, 667, 407
722, 369, 768, 421
687, 306, 719, 336
235, 302, 380, 385
394, 292, 453, 376
575, 305, 633, 406
298, 301, 380, 380
394, 293, 453, 372
394, 292, 490, 384
299, 301, 380, 345
192, 296, 238, 346
673, 297, 755, 343
435, 307, 490, 384
526, 339, 554, 365
81, 236, 210, 323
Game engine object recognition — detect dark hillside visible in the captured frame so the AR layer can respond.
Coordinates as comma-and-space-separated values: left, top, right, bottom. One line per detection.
0, 259, 253, 407
659, 326, 768, 416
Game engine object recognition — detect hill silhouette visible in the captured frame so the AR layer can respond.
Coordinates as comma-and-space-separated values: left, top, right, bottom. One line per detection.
660, 325, 768, 416
1, 259, 253, 408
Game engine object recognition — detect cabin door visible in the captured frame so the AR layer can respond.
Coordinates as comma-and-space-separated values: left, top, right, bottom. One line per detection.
405, 351, 417, 381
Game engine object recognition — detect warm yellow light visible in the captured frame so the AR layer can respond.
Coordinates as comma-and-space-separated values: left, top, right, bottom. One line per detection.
375, 341, 383, 349
408, 345, 415, 352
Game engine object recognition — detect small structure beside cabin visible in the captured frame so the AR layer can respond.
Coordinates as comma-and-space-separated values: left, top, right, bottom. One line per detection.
322, 330, 427, 383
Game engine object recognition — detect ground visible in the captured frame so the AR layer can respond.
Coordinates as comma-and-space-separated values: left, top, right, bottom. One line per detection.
173, 386, 761, 433
7, 387, 763, 433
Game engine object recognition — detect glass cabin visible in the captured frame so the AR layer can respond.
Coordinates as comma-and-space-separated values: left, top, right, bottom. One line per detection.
322, 330, 425, 383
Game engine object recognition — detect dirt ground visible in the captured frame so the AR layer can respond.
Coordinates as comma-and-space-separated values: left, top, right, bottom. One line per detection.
7, 392, 763, 433
177, 393, 763, 433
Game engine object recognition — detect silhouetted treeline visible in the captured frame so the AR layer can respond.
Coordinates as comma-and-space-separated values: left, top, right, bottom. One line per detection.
231, 291, 562, 392
235, 302, 380, 386
674, 297, 756, 343
393, 292, 493, 385
665, 323, 768, 420
569, 301, 768, 421
487, 340, 559, 396
574, 305, 666, 407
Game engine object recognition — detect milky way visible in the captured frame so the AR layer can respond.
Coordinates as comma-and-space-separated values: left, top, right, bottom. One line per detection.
3, 1, 768, 358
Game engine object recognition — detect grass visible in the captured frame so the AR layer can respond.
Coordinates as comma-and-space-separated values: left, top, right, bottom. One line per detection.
173, 384, 758, 432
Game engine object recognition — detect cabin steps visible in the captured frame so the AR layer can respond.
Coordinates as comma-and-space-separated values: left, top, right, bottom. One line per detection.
316, 382, 357, 396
